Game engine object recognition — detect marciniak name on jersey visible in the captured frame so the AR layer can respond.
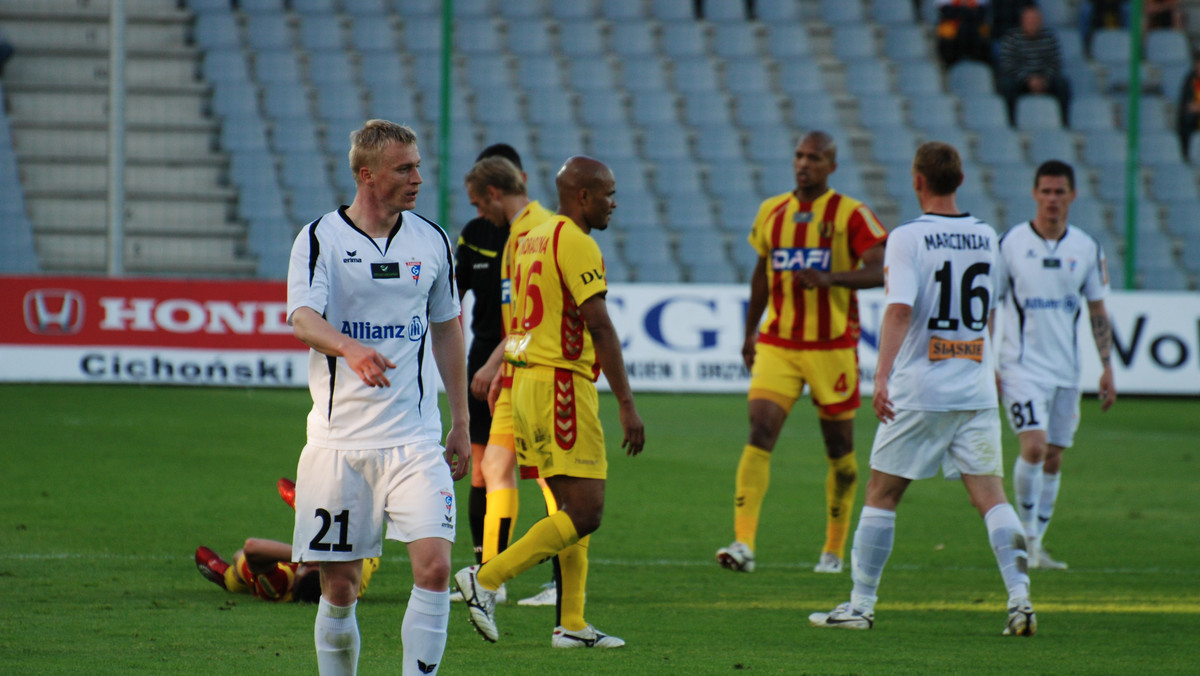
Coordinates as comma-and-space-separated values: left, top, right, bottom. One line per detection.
923, 232, 992, 251
341, 320, 405, 341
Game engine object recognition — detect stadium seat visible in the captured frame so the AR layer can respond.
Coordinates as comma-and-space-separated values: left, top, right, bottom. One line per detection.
733, 92, 786, 129
871, 128, 920, 165
577, 90, 631, 127
654, 159, 706, 196
682, 92, 734, 127
296, 13, 345, 52
883, 24, 930, 63
842, 60, 891, 97
1015, 95, 1064, 130
193, 12, 242, 50
506, 19, 555, 56
947, 60, 995, 96
895, 61, 942, 97
672, 57, 722, 93
400, 17, 441, 54
474, 86, 524, 125
1145, 29, 1190, 68
959, 94, 1010, 132
722, 57, 772, 95
831, 25, 878, 62
610, 21, 657, 57
872, 0, 915, 24
694, 128, 746, 162
244, 12, 293, 51
661, 23, 709, 58
306, 50, 354, 86
549, 0, 596, 21
601, 0, 647, 22
516, 55, 565, 91
857, 94, 907, 130
558, 21, 605, 58
1069, 95, 1116, 132
621, 59, 671, 93
1150, 170, 1200, 203
712, 24, 760, 60
763, 24, 812, 60
664, 193, 720, 233
775, 60, 827, 97
569, 59, 621, 94
1026, 129, 1080, 165
820, 0, 864, 24
641, 124, 691, 161
349, 16, 398, 53
974, 127, 1026, 165
630, 91, 680, 126
587, 123, 640, 161
314, 84, 366, 122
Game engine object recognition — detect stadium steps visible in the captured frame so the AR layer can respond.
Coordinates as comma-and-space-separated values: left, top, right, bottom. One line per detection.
0, 0, 257, 277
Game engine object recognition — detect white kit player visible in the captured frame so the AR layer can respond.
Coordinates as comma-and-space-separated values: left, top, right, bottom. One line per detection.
996, 160, 1116, 570
811, 142, 1036, 637
286, 120, 471, 676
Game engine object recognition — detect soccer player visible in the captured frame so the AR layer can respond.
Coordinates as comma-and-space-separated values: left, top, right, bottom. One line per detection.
455, 156, 645, 648
810, 141, 1036, 637
461, 152, 561, 607
996, 160, 1116, 570
286, 119, 471, 676
717, 130, 888, 575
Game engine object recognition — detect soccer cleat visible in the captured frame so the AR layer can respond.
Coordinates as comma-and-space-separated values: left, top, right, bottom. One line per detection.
1002, 599, 1037, 636
551, 624, 626, 649
195, 546, 230, 590
1030, 547, 1068, 570
451, 582, 506, 604
813, 552, 844, 573
518, 582, 558, 607
809, 602, 874, 630
716, 541, 756, 572
454, 565, 499, 642
277, 477, 296, 510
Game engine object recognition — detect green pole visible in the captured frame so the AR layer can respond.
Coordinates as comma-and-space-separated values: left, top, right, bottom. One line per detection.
1123, 0, 1143, 289
438, 0, 453, 227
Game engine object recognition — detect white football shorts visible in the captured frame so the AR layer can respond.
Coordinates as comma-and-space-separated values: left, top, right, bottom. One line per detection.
870, 408, 1003, 480
1000, 378, 1081, 448
292, 442, 456, 563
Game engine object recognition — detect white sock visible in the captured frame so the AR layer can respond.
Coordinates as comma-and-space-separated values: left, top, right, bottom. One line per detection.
1037, 471, 1061, 539
849, 506, 896, 612
1013, 457, 1043, 537
984, 503, 1031, 605
315, 597, 360, 676
402, 586, 450, 676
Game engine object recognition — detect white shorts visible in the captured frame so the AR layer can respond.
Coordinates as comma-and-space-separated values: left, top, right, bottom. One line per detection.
1001, 378, 1081, 448
870, 408, 1003, 480
292, 442, 456, 563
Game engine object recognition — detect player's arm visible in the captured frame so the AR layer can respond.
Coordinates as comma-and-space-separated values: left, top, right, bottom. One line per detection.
579, 293, 645, 457
799, 241, 887, 289
430, 317, 472, 480
291, 306, 396, 388
474, 340, 506, 403
242, 538, 294, 570
873, 302, 912, 423
1088, 298, 1117, 411
743, 256, 769, 369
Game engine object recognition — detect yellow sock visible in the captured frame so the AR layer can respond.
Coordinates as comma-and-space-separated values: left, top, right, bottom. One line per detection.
223, 565, 247, 594
483, 488, 519, 563
539, 480, 558, 516
478, 510, 577, 590
557, 534, 589, 631
733, 444, 772, 551
823, 452, 858, 558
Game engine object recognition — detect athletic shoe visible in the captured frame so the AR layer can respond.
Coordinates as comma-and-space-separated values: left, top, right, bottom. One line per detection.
452, 582, 507, 604
454, 565, 499, 642
551, 624, 625, 648
1031, 548, 1068, 570
813, 552, 843, 573
1002, 599, 1037, 636
195, 546, 230, 590
809, 602, 874, 629
518, 582, 557, 606
716, 541, 755, 572
277, 477, 296, 510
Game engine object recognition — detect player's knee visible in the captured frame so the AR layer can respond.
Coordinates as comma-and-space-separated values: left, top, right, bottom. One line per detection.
747, 419, 780, 449
568, 510, 602, 537
413, 557, 452, 590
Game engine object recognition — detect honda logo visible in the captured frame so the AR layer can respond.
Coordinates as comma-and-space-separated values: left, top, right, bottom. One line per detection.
23, 289, 85, 335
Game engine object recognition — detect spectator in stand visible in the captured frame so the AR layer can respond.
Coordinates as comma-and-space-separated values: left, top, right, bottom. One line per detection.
1143, 0, 1184, 32
998, 5, 1072, 127
1175, 52, 1200, 160
0, 28, 14, 77
1079, 0, 1130, 54
991, 0, 1037, 57
937, 0, 994, 67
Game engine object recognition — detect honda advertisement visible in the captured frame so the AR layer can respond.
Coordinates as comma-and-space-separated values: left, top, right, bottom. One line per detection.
2, 276, 1197, 395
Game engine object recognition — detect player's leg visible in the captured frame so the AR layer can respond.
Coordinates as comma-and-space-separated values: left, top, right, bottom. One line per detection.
468, 443, 487, 565
403, 537, 453, 676
315, 560, 364, 675
1003, 381, 1053, 561
809, 347, 861, 572
518, 476, 560, 606
1033, 387, 1081, 569
481, 388, 519, 567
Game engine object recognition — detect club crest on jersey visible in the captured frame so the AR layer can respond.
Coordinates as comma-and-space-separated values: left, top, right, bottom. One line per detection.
407, 259, 422, 283
771, 247, 831, 271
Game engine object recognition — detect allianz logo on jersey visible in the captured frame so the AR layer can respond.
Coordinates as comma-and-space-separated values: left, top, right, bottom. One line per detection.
1022, 295, 1080, 313
771, 247, 831, 271
340, 316, 426, 342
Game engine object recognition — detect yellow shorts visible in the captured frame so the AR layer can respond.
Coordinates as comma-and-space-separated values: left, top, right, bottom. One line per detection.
511, 366, 606, 480
486, 385, 514, 448
749, 342, 860, 418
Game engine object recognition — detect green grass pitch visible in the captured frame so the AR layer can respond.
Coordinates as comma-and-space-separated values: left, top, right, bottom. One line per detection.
0, 384, 1197, 674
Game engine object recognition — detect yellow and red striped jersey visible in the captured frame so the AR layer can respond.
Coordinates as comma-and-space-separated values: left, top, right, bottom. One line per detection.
499, 200, 555, 386
504, 216, 607, 380
748, 188, 888, 349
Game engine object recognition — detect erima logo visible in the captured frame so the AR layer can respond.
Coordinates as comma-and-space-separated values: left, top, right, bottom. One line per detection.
24, 289, 85, 335
344, 250, 361, 263
417, 660, 438, 674
771, 247, 831, 271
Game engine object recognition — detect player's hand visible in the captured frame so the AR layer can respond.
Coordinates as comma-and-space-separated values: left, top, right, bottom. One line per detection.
486, 369, 503, 414
1098, 366, 1116, 412
345, 343, 396, 388
741, 335, 757, 370
873, 378, 895, 423
795, 269, 831, 289
471, 360, 499, 401
444, 425, 472, 480
618, 402, 645, 457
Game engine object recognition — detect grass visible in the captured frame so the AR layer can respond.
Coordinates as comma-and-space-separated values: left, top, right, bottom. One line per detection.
0, 384, 1197, 674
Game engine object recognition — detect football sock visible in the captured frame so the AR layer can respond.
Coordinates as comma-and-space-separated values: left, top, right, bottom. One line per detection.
1037, 471, 1061, 539
556, 535, 590, 632
401, 585, 449, 676
482, 488, 519, 563
733, 444, 772, 551
849, 506, 895, 611
468, 484, 486, 565
478, 510, 578, 590
823, 452, 858, 557
1013, 457, 1043, 537
223, 563, 247, 594
984, 503, 1031, 604
315, 597, 360, 676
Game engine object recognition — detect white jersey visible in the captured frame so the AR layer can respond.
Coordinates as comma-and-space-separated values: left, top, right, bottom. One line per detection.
287, 207, 460, 449
883, 213, 1001, 411
996, 221, 1108, 387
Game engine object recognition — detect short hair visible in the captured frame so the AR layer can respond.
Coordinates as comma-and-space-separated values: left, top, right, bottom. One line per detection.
476, 143, 523, 170
912, 141, 963, 196
799, 130, 837, 163
464, 156, 527, 197
348, 119, 418, 178
1033, 159, 1076, 191
292, 568, 322, 604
